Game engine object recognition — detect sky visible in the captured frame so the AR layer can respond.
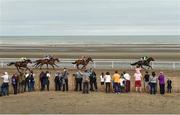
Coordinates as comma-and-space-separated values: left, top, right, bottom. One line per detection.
0, 0, 180, 36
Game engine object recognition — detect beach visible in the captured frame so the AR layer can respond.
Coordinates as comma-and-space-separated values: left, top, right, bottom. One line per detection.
1, 42, 180, 114
1, 44, 180, 60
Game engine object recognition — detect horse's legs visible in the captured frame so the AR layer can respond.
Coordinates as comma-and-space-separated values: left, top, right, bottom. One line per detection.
46, 64, 49, 69
77, 64, 79, 70
51, 64, 55, 69
54, 64, 59, 67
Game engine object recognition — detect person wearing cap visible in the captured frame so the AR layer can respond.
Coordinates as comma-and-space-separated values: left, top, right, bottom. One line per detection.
158, 72, 166, 95
1, 72, 10, 96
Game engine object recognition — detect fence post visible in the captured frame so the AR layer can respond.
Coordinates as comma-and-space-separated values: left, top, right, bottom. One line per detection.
173, 62, 175, 70
1, 60, 3, 68
112, 61, 114, 69
93, 62, 96, 68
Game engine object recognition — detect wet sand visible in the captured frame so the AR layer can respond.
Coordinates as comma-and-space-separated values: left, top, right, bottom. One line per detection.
1, 44, 180, 60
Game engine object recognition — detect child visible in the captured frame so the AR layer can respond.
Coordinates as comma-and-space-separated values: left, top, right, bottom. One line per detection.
167, 79, 172, 93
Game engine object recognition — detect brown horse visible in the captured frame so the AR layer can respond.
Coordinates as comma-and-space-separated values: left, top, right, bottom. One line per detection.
7, 59, 32, 73
34, 57, 60, 69
72, 56, 93, 69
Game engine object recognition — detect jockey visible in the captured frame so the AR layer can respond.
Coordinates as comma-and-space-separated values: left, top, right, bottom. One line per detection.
140, 56, 148, 62
81, 56, 86, 62
44, 55, 51, 60
20, 57, 27, 62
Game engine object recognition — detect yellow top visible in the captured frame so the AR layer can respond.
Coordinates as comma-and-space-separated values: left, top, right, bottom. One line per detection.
112, 73, 120, 83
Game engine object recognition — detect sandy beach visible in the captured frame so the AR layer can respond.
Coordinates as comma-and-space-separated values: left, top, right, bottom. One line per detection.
1, 44, 180, 114
1, 44, 180, 60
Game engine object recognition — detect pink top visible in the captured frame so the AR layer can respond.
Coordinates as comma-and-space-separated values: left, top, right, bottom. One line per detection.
135, 67, 141, 74
134, 73, 142, 81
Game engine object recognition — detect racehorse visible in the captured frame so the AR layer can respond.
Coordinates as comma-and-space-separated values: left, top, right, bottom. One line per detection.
7, 59, 32, 73
72, 56, 93, 69
34, 57, 60, 69
131, 57, 155, 69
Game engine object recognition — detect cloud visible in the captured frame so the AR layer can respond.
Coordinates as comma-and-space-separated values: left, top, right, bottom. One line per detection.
1, 0, 180, 35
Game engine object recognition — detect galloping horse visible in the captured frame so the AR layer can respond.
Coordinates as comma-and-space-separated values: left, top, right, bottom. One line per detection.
131, 57, 155, 69
7, 59, 32, 73
34, 57, 60, 69
72, 56, 93, 69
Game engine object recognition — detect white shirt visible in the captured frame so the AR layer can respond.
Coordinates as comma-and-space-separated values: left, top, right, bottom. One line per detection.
134, 73, 142, 81
124, 73, 131, 81
47, 73, 51, 78
120, 78, 125, 86
100, 75, 104, 82
1, 74, 9, 83
104, 75, 111, 83
25, 73, 29, 78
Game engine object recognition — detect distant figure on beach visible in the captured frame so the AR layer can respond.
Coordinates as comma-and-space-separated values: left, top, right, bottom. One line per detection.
112, 70, 120, 94
158, 72, 166, 95
167, 78, 172, 93
143, 71, 150, 92
149, 72, 158, 95
1, 72, 10, 96
123, 71, 131, 93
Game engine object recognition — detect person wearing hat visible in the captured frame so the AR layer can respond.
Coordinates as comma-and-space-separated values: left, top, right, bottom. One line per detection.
1, 72, 10, 96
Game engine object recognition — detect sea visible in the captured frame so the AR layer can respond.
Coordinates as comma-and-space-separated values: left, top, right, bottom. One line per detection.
0, 35, 180, 45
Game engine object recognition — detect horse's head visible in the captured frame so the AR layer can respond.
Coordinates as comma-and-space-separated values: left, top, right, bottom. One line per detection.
147, 57, 155, 61
87, 57, 93, 62
25, 59, 32, 63
54, 58, 60, 62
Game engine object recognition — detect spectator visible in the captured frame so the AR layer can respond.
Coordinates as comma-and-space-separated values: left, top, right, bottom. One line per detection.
149, 72, 158, 95
39, 71, 45, 91
134, 72, 142, 93
89, 68, 98, 91
120, 74, 126, 93
158, 72, 166, 95
45, 71, 51, 91
143, 71, 150, 92
62, 68, 69, 91
75, 70, 83, 91
104, 72, 111, 93
29, 71, 35, 92
1, 72, 10, 96
82, 69, 90, 94
54, 71, 62, 91
24, 72, 30, 92
100, 73, 105, 85
112, 70, 120, 94
12, 73, 18, 95
167, 78, 172, 93
123, 71, 131, 93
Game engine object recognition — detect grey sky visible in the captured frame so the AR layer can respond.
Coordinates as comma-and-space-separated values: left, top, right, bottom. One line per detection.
0, 0, 180, 36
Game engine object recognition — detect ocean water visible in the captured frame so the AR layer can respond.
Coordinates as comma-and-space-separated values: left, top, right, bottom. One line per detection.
0, 35, 180, 45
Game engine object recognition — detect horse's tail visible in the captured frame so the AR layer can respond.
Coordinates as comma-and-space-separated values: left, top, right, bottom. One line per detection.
7, 62, 15, 66
72, 62, 76, 64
